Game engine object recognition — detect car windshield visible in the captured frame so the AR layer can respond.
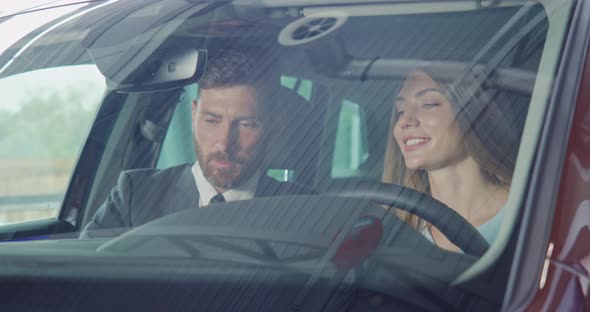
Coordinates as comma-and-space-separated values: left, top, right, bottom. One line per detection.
0, 0, 576, 310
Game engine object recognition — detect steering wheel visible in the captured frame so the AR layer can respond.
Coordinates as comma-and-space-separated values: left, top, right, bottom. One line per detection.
330, 182, 490, 257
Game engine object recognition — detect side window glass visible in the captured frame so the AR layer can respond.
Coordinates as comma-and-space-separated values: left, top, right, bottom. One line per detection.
332, 99, 369, 178
0, 66, 104, 225
157, 85, 197, 169
280, 75, 312, 100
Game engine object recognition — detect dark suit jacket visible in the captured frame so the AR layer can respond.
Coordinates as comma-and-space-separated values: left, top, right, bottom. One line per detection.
80, 164, 309, 238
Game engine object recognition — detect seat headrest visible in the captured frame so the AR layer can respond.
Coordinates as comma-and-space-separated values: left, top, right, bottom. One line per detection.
263, 86, 323, 181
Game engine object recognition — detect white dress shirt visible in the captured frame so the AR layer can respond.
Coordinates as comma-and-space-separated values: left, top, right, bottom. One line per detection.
191, 162, 260, 207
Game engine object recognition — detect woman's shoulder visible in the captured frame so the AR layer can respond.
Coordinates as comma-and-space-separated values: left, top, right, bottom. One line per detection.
421, 205, 506, 249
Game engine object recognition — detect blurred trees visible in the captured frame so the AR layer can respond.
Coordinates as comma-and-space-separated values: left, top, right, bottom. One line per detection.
0, 86, 98, 161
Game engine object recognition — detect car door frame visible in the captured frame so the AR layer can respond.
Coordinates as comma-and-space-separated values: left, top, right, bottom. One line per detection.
502, 0, 590, 309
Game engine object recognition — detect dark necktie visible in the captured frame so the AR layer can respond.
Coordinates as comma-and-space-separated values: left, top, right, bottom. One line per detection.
209, 193, 226, 205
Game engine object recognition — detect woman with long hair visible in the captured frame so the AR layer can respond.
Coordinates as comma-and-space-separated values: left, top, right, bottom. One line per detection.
383, 69, 521, 251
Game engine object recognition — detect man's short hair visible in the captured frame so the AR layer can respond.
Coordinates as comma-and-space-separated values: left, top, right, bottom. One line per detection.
198, 49, 279, 117
199, 49, 273, 89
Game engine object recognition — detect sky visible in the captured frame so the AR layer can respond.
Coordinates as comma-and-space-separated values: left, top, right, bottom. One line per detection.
0, 1, 89, 57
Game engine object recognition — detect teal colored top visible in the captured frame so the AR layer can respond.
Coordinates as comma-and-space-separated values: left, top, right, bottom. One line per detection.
423, 207, 506, 245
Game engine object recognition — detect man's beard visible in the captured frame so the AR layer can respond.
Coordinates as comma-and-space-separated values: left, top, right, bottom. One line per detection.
195, 144, 261, 190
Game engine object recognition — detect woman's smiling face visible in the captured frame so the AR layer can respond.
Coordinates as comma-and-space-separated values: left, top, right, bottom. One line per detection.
393, 71, 468, 171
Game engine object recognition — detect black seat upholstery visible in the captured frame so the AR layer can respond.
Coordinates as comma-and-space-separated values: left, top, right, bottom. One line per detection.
263, 86, 325, 186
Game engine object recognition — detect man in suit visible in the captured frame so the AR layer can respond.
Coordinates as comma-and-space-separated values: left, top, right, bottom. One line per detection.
81, 50, 308, 238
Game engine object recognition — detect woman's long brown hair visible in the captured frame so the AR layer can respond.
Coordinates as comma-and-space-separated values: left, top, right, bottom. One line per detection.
382, 70, 521, 230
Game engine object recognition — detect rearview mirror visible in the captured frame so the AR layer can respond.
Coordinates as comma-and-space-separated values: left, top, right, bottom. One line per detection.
89, 47, 207, 93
